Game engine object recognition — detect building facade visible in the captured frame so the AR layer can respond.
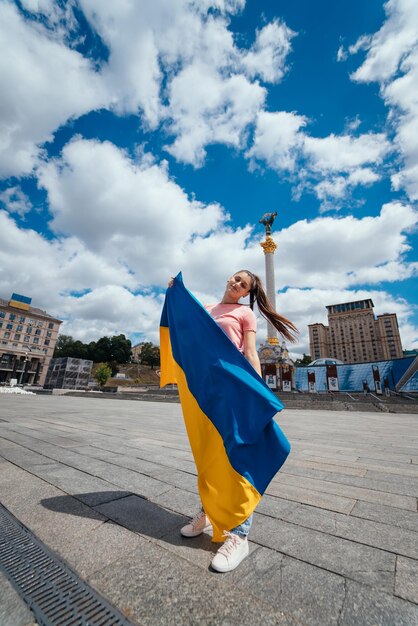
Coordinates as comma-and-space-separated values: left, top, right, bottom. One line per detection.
309, 299, 403, 364
131, 343, 143, 363
0, 293, 61, 386
44, 357, 93, 390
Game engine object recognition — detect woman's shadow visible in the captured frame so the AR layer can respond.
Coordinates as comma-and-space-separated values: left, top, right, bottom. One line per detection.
40, 490, 215, 553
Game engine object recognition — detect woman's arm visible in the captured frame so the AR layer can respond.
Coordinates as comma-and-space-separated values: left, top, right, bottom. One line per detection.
243, 330, 262, 376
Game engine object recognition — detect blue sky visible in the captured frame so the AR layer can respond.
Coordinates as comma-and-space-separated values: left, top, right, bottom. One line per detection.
0, 0, 417, 356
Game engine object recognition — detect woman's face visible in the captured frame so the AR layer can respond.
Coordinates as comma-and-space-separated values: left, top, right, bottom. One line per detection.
225, 271, 253, 299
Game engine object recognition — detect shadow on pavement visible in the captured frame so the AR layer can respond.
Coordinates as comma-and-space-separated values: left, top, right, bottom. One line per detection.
41, 491, 214, 552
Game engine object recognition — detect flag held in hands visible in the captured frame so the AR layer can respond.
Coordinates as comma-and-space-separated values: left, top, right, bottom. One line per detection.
160, 273, 291, 541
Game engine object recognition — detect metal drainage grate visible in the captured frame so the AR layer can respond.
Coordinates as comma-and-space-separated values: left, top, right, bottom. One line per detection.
0, 503, 134, 626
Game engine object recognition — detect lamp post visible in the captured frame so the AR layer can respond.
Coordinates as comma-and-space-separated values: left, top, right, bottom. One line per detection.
18, 350, 31, 385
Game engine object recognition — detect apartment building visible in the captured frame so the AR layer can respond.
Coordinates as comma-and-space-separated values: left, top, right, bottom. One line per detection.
309, 299, 403, 364
0, 293, 62, 386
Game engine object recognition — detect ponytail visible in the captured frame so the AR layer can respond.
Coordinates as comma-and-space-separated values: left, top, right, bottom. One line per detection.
239, 270, 298, 343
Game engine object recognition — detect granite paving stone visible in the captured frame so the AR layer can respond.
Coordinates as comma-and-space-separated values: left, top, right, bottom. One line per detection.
285, 458, 368, 477
0, 462, 107, 552
339, 579, 418, 625
1, 395, 418, 625
266, 481, 356, 514
88, 539, 298, 626
250, 513, 396, 591
350, 500, 418, 533
395, 556, 418, 604
277, 502, 418, 559
274, 473, 417, 510
229, 547, 346, 626
281, 464, 418, 497
151, 485, 203, 517
95, 493, 188, 540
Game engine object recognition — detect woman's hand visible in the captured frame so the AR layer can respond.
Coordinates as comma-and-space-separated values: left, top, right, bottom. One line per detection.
168, 277, 174, 288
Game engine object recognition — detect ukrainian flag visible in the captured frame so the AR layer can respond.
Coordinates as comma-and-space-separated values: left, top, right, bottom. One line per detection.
160, 273, 290, 541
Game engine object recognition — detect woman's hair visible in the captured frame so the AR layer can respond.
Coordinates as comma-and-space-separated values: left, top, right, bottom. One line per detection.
238, 270, 298, 343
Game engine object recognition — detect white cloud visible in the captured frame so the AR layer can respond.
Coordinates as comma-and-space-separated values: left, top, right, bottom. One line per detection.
0, 187, 32, 217
303, 133, 390, 173
38, 138, 226, 279
246, 111, 307, 171
0, 1, 297, 177
0, 2, 106, 178
1, 175, 417, 350
349, 0, 418, 200
166, 67, 266, 165
242, 19, 296, 83
248, 112, 389, 207
274, 201, 418, 289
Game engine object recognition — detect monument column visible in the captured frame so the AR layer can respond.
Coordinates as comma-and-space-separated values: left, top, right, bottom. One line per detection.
259, 212, 278, 345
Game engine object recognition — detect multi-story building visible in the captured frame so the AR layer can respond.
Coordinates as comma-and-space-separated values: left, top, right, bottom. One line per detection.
0, 293, 62, 386
131, 343, 143, 363
44, 357, 93, 390
309, 299, 403, 364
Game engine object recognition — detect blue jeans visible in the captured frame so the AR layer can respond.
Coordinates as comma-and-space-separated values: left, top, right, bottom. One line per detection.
201, 508, 253, 537
231, 514, 253, 538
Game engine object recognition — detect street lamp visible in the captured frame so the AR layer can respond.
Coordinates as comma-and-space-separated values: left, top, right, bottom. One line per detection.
18, 349, 32, 386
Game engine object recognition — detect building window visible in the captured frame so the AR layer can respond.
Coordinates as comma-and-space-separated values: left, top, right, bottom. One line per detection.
37, 321, 43, 327
1, 340, 8, 345
12, 342, 18, 347
0, 322, 2, 329
17, 324, 23, 332
14, 333, 21, 340
4, 331, 10, 339
19, 316, 25, 323
44, 339, 50, 346
26, 327, 32, 334
48, 322, 54, 329
0, 311, 5, 318
28, 319, 34, 326
6, 323, 13, 330
33, 337, 39, 344
42, 348, 48, 354
46, 331, 52, 338
9, 313, 16, 321
35, 329, 41, 336
24, 336, 30, 342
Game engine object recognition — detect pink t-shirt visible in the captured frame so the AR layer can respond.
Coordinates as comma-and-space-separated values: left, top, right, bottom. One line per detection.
205, 303, 257, 352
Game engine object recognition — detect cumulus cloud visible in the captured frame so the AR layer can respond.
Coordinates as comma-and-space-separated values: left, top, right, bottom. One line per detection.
0, 1, 296, 176
1, 138, 417, 353
0, 1, 106, 178
275, 201, 418, 289
38, 138, 226, 284
248, 111, 390, 209
348, 0, 418, 200
242, 19, 296, 83
0, 187, 32, 217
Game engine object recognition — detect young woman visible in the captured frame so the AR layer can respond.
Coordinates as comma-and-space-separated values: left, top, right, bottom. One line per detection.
172, 270, 298, 572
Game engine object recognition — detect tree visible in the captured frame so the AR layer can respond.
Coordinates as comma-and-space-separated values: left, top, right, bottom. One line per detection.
94, 363, 112, 387
140, 342, 160, 369
294, 354, 312, 366
110, 334, 132, 363
53, 334, 75, 358
90, 336, 112, 363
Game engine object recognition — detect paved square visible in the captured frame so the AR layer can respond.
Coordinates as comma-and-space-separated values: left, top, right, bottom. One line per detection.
0, 395, 417, 625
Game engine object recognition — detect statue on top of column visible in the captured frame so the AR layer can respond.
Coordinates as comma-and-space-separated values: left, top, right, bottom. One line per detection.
259, 211, 277, 237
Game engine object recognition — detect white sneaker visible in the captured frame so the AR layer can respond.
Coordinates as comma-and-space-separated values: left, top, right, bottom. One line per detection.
211, 531, 249, 572
180, 511, 212, 538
